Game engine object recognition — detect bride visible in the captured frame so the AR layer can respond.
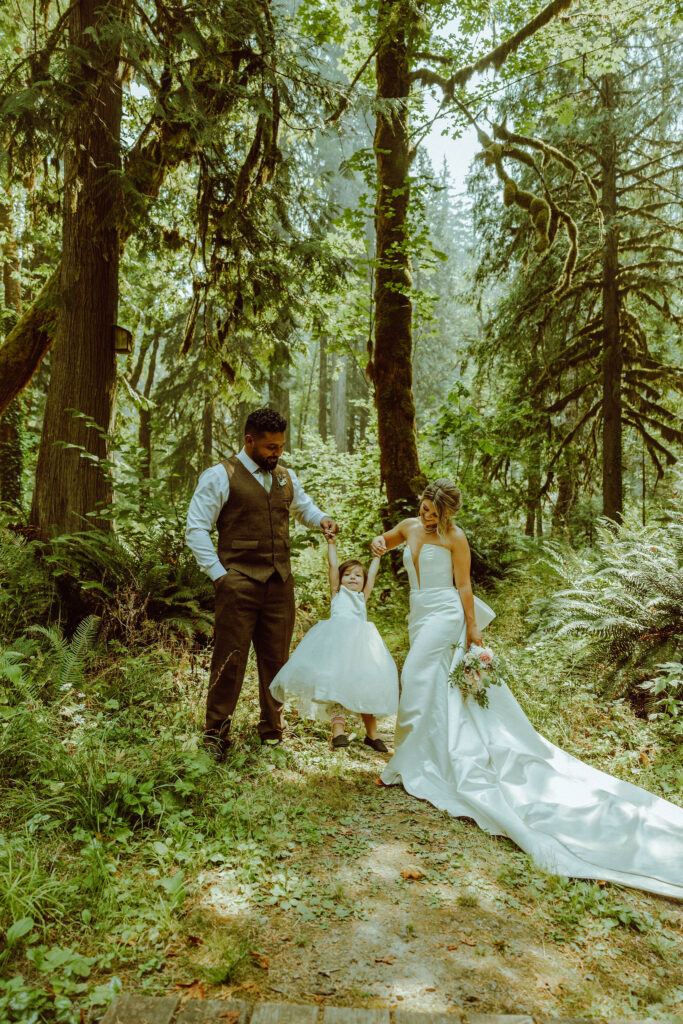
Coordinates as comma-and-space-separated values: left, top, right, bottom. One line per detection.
371, 479, 683, 899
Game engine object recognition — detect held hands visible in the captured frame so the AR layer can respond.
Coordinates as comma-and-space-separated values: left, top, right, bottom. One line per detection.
370, 534, 387, 558
320, 517, 339, 542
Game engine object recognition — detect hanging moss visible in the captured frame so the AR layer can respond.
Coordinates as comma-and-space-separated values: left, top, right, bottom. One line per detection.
474, 120, 585, 295
554, 215, 578, 296
503, 180, 517, 206
493, 122, 601, 226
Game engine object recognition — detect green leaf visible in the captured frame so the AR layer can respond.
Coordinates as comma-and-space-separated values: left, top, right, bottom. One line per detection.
6, 917, 35, 947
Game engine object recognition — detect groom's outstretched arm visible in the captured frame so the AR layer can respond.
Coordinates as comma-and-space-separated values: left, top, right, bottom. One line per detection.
288, 468, 337, 537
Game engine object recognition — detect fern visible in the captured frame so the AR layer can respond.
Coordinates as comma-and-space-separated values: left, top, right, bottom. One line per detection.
44, 529, 213, 644
533, 510, 683, 698
57, 616, 100, 689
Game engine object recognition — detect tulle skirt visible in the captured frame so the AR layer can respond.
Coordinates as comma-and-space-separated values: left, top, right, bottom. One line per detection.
270, 616, 399, 720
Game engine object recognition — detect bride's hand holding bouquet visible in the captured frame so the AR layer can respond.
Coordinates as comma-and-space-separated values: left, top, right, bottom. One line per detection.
449, 641, 500, 708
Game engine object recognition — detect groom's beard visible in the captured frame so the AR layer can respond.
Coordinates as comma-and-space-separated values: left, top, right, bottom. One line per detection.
253, 454, 279, 472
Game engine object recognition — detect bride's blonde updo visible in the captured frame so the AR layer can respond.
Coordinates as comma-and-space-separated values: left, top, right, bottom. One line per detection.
420, 479, 462, 538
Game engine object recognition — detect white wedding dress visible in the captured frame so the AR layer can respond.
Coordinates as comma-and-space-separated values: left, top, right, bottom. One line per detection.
381, 543, 683, 899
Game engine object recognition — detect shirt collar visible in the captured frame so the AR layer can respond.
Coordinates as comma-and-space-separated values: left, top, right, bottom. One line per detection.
237, 448, 265, 475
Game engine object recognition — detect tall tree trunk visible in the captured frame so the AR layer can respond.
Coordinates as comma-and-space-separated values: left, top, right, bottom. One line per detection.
297, 341, 317, 447
201, 394, 213, 472
268, 345, 291, 423
552, 461, 575, 534
318, 334, 328, 440
372, 0, 423, 517
600, 73, 623, 522
330, 354, 347, 452
30, 0, 124, 536
139, 335, 159, 484
0, 197, 23, 507
525, 450, 542, 537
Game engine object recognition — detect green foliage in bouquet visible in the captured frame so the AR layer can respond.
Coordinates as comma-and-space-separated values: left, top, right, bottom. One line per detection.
448, 646, 501, 708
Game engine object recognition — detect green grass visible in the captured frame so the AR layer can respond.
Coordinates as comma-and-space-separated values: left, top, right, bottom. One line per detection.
0, 553, 681, 1022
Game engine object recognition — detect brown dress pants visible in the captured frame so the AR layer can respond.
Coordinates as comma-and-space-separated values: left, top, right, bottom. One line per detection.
206, 568, 295, 739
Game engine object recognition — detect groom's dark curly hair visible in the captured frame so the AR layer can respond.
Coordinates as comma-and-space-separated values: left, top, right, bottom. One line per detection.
245, 408, 287, 436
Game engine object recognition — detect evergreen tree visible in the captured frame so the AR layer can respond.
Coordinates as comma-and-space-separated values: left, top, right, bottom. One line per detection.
471, 31, 683, 522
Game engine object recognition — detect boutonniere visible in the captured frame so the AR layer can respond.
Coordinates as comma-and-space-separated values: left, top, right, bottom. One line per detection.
276, 472, 287, 487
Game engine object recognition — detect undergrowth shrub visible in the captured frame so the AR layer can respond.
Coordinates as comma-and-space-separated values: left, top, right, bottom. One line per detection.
0, 528, 56, 641
533, 510, 683, 703
45, 529, 214, 644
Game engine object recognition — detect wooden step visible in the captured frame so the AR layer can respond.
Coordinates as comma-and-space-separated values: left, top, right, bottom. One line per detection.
100, 997, 644, 1024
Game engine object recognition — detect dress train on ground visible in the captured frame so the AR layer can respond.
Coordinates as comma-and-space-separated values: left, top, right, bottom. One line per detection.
381, 543, 683, 899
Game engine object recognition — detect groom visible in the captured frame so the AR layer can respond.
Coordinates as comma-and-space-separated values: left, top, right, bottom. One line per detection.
185, 408, 338, 759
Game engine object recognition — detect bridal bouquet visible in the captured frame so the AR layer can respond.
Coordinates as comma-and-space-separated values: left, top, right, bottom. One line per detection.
449, 644, 500, 708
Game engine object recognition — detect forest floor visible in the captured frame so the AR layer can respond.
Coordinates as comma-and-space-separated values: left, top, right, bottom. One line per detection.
3, 575, 683, 1022
157, 691, 683, 1021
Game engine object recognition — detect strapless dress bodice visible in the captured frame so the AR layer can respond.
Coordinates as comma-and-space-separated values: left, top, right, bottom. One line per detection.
403, 543, 453, 590
330, 585, 367, 619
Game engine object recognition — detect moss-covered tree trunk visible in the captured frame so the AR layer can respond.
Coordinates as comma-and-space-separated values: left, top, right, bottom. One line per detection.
552, 461, 576, 534
30, 0, 124, 536
524, 465, 542, 537
0, 197, 23, 507
371, 0, 423, 518
600, 73, 623, 522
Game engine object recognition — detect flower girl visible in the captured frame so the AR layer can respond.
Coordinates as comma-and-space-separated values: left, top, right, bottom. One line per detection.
270, 538, 398, 750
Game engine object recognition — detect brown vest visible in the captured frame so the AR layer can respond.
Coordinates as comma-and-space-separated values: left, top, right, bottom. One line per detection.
217, 456, 294, 582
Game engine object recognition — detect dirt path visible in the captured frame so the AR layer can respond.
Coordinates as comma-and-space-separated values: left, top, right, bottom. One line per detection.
170, 707, 683, 1021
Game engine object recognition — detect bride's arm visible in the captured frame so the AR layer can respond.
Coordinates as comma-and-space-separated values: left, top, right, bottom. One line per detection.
370, 519, 410, 557
451, 532, 483, 648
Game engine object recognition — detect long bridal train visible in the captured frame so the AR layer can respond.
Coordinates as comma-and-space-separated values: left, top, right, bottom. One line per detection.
381, 544, 683, 900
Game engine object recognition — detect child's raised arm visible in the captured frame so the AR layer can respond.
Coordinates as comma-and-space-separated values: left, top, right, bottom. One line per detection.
328, 537, 340, 596
363, 554, 382, 600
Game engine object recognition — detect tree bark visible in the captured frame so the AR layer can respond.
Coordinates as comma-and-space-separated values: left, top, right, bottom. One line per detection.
318, 334, 328, 440
372, 0, 423, 518
600, 73, 623, 522
268, 344, 291, 424
524, 470, 541, 536
297, 341, 317, 446
30, 0, 124, 536
330, 354, 347, 452
552, 461, 575, 534
0, 197, 23, 507
201, 391, 213, 472
139, 334, 159, 483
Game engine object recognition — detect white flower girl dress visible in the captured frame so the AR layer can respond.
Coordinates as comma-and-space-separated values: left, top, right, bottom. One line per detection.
270, 585, 398, 720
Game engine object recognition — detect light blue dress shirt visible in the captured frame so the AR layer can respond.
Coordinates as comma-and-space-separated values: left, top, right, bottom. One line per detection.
185, 448, 327, 581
